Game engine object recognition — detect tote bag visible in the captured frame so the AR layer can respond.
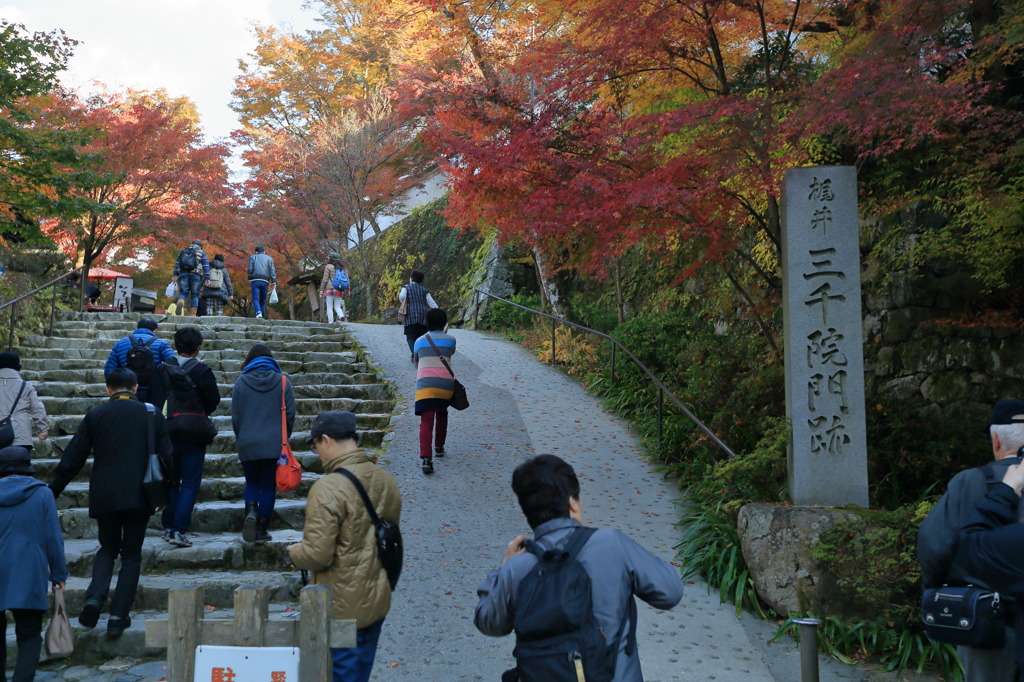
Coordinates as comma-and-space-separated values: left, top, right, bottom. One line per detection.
45, 586, 75, 657
275, 375, 301, 493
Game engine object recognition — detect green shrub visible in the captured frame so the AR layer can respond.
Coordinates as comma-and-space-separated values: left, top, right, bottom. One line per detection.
480, 293, 542, 330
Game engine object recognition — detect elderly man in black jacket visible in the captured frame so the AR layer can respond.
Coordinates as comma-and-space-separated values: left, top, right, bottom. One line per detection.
50, 368, 173, 637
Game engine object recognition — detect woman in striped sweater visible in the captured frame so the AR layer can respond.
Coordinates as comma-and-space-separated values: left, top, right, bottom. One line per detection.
413, 308, 456, 474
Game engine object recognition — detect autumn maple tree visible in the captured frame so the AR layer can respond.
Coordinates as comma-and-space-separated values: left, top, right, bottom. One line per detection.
41, 89, 231, 278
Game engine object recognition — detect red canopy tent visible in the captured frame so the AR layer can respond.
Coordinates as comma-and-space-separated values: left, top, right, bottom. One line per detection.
86, 267, 130, 280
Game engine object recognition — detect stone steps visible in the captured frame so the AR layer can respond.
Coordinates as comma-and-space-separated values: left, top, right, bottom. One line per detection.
55, 474, 321, 510
32, 425, 385, 459
35, 381, 382, 401
59, 499, 310, 539
46, 409, 391, 436
38, 387, 390, 417
12, 312, 394, 666
34, 452, 327, 483
63, 529, 305, 577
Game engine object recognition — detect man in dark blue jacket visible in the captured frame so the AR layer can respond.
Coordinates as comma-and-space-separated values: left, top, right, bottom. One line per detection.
50, 368, 173, 638
103, 318, 175, 408
959, 461, 1024, 681
172, 240, 211, 316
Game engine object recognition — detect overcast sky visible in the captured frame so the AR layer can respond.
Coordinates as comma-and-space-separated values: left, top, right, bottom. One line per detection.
1, 0, 319, 150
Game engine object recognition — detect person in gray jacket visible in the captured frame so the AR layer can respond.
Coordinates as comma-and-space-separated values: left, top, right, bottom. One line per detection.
0, 352, 48, 452
475, 454, 684, 681
247, 246, 277, 319
232, 344, 294, 543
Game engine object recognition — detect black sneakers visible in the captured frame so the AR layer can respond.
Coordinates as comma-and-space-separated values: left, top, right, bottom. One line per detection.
422, 458, 434, 474
434, 447, 445, 458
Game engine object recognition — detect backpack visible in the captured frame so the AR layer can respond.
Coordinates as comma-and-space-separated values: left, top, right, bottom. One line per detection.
207, 266, 224, 290
160, 358, 218, 445
331, 266, 349, 291
178, 247, 198, 273
511, 527, 620, 682
335, 468, 403, 590
125, 335, 156, 385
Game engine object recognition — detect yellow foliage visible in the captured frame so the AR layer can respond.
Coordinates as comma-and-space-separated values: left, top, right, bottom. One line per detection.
536, 327, 598, 370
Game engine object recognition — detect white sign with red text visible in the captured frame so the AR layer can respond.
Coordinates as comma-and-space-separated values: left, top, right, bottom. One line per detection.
194, 645, 299, 682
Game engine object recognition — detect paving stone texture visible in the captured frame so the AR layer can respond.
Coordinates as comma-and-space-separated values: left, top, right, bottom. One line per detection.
8, 313, 940, 681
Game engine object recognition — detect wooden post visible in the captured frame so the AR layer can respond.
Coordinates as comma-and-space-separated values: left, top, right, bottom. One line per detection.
167, 585, 204, 682
299, 585, 333, 682
233, 585, 269, 646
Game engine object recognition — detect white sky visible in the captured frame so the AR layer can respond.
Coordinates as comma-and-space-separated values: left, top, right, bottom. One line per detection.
1, 0, 319, 151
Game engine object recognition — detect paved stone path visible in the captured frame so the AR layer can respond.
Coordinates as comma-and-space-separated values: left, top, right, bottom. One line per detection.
345, 323, 927, 682
31, 321, 939, 681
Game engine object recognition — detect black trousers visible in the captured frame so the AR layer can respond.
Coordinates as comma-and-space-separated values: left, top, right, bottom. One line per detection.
87, 509, 150, 618
405, 323, 428, 356
0, 609, 44, 682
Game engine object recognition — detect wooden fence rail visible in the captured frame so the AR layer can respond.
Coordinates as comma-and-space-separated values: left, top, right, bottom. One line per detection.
145, 584, 356, 682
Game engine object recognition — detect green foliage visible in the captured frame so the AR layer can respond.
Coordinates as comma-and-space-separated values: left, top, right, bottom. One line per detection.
0, 22, 103, 239
866, 394, 977, 509
774, 614, 962, 679
347, 198, 487, 321
479, 292, 542, 330
811, 509, 923, 624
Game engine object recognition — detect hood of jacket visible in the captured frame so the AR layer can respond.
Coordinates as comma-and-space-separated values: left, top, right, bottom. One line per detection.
238, 366, 282, 393
211, 259, 225, 269
0, 476, 46, 507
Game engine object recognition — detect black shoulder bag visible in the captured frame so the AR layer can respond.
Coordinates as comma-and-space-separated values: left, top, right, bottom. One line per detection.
335, 468, 402, 589
0, 381, 27, 448
921, 462, 1009, 648
141, 404, 171, 509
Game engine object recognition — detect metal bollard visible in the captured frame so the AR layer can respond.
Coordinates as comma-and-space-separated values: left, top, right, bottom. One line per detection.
793, 617, 822, 682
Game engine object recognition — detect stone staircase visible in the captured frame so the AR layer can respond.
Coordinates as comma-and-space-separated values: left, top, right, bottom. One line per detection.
5, 312, 394, 664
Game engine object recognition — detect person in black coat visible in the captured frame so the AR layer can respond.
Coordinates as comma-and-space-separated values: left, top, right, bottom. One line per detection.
159, 326, 221, 548
49, 368, 173, 638
958, 461, 1024, 681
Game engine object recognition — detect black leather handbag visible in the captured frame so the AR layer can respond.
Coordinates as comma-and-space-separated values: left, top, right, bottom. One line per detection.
922, 585, 1006, 648
0, 381, 27, 448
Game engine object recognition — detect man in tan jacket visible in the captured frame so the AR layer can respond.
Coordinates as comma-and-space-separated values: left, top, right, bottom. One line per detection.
288, 411, 401, 682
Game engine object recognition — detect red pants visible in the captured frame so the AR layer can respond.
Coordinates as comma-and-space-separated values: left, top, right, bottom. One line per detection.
419, 410, 448, 459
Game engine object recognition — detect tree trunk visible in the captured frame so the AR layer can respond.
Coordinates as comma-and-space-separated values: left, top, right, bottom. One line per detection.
613, 256, 625, 324
533, 246, 570, 320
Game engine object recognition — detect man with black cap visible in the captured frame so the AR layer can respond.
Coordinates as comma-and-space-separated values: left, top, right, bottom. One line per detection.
103, 318, 175, 408
172, 239, 211, 316
288, 411, 401, 682
0, 445, 67, 681
917, 399, 1024, 681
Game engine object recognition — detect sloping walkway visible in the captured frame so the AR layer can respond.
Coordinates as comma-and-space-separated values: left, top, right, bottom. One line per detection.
350, 323, 789, 682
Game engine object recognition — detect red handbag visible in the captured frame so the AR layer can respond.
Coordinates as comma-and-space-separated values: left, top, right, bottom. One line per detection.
275, 375, 301, 493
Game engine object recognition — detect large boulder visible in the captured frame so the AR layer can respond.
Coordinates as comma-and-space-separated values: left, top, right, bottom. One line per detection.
737, 503, 860, 615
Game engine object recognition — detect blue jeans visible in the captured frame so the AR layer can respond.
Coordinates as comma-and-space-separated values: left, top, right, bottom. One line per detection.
242, 459, 277, 520
250, 281, 268, 316
161, 440, 206, 533
177, 272, 202, 309
331, 618, 383, 682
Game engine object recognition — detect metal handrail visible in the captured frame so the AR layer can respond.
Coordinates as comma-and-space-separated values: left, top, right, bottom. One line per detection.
471, 288, 736, 458
0, 266, 86, 351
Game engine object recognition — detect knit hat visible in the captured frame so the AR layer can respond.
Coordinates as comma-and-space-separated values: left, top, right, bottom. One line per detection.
192, 240, 203, 249
0, 446, 33, 476
0, 352, 21, 371
329, 252, 341, 260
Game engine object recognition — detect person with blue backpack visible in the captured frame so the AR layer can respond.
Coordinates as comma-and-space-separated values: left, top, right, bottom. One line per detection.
103, 318, 175, 408
475, 454, 684, 682
172, 240, 210, 316
319, 252, 350, 324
